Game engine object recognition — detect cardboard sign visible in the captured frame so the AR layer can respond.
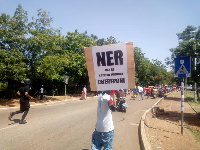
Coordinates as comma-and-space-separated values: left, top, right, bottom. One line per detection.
84, 42, 135, 91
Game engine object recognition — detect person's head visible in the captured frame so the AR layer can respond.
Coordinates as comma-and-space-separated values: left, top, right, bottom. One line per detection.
101, 90, 111, 95
24, 79, 31, 85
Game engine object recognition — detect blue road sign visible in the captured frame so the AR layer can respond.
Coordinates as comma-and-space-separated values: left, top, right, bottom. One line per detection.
174, 57, 191, 77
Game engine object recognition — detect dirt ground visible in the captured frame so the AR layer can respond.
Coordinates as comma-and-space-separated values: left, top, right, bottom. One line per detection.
144, 95, 200, 150
0, 94, 87, 108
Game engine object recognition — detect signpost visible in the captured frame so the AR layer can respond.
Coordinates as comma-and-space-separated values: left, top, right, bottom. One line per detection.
174, 56, 191, 135
64, 76, 69, 100
174, 56, 191, 77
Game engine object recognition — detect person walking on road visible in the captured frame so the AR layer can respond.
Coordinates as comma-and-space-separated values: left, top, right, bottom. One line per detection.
8, 79, 33, 124
91, 90, 116, 150
40, 85, 44, 100
146, 86, 151, 99
80, 85, 87, 100
138, 86, 144, 100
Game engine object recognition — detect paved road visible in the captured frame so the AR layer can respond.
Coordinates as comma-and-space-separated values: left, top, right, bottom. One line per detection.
0, 94, 160, 150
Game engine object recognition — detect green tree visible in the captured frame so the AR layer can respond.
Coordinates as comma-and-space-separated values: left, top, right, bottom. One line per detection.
166, 25, 200, 85
134, 47, 151, 85
134, 47, 170, 86
0, 4, 28, 83
150, 59, 168, 85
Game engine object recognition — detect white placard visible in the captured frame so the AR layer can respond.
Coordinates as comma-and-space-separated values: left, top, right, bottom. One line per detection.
92, 43, 128, 91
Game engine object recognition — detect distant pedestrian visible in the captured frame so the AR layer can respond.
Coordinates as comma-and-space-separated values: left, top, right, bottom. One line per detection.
40, 85, 44, 100
80, 85, 87, 100
143, 86, 146, 95
91, 90, 116, 150
8, 79, 33, 124
138, 86, 144, 100
146, 86, 151, 99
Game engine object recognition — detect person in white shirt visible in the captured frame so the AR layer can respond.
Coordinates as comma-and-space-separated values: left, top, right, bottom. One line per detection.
138, 86, 144, 100
91, 90, 116, 150
40, 85, 44, 100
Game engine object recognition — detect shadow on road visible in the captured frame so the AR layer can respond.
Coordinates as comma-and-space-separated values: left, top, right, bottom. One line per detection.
8, 119, 27, 125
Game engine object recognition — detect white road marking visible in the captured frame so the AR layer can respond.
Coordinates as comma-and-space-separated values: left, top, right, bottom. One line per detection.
134, 110, 146, 114
0, 124, 19, 131
130, 123, 139, 126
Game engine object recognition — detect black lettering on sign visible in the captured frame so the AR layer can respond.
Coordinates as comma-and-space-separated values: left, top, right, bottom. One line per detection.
114, 50, 123, 65
111, 73, 123, 76
98, 80, 104, 84
120, 78, 125, 83
99, 74, 110, 77
106, 51, 114, 66
97, 78, 125, 84
96, 52, 106, 66
96, 50, 123, 67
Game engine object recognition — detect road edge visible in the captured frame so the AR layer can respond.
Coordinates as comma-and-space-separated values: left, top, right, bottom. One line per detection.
0, 96, 96, 110
138, 96, 165, 150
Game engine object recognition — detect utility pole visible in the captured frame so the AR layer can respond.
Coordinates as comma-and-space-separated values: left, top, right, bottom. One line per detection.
64, 75, 69, 100
191, 31, 197, 102
194, 42, 197, 102
181, 78, 184, 135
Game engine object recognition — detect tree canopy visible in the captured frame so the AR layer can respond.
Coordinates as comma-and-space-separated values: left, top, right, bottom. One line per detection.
0, 4, 173, 98
166, 25, 200, 85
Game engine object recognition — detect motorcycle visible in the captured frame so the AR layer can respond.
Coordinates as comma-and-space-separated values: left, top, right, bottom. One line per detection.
158, 89, 165, 97
116, 97, 127, 113
153, 93, 157, 98
132, 88, 137, 98
152, 89, 157, 99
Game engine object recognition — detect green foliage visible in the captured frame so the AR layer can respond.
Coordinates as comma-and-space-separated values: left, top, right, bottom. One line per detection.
166, 25, 200, 85
134, 47, 171, 85
0, 49, 27, 81
0, 4, 174, 98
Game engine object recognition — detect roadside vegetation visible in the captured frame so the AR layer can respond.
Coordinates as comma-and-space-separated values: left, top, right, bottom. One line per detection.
185, 123, 200, 143
0, 4, 199, 100
0, 4, 173, 99
185, 90, 200, 142
185, 90, 200, 113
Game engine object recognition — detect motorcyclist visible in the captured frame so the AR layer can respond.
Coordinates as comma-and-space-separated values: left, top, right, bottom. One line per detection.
116, 89, 125, 100
152, 87, 158, 98
116, 89, 126, 111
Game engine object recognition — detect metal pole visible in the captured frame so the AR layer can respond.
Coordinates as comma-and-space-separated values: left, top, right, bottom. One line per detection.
193, 32, 197, 102
181, 78, 184, 135
185, 75, 187, 94
194, 44, 197, 102
65, 84, 66, 100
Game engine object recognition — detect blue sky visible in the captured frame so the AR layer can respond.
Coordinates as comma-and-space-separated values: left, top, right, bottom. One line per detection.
0, 0, 199, 71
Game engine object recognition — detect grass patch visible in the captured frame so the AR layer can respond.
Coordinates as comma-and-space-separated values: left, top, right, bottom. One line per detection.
185, 123, 200, 143
185, 90, 200, 114
185, 90, 200, 143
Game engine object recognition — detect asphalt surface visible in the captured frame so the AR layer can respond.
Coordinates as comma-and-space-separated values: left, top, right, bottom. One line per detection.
0, 94, 160, 150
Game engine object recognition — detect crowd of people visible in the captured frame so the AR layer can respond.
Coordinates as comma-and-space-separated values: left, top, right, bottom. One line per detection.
128, 84, 180, 100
